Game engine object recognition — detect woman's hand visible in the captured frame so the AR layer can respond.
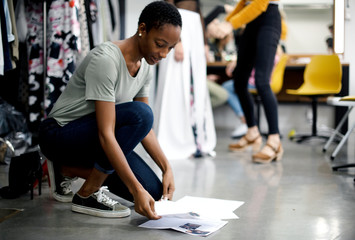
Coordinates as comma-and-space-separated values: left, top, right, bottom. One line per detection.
207, 19, 233, 40
162, 167, 175, 200
224, 4, 234, 14
133, 188, 161, 220
225, 60, 237, 78
174, 42, 184, 62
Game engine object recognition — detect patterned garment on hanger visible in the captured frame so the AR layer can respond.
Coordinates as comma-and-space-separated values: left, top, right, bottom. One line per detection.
77, 0, 90, 64
25, 2, 44, 132
189, 59, 202, 158
45, 0, 81, 114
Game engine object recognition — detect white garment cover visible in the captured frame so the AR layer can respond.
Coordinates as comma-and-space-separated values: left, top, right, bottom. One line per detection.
154, 9, 216, 160
0, 18, 3, 75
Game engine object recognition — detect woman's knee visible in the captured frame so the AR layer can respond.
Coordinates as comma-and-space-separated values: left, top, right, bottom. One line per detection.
233, 73, 250, 92
117, 101, 154, 129
255, 80, 272, 93
133, 102, 153, 125
234, 80, 248, 95
222, 80, 233, 92
141, 102, 153, 124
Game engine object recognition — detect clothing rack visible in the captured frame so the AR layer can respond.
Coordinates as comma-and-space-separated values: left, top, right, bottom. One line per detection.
39, 0, 125, 118
42, 0, 47, 118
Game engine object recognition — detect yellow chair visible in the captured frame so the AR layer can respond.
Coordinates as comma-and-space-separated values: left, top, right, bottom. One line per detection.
286, 54, 342, 143
270, 54, 289, 94
249, 54, 289, 130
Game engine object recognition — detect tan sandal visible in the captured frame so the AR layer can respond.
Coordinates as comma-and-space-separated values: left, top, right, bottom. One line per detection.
229, 135, 262, 152
252, 143, 284, 164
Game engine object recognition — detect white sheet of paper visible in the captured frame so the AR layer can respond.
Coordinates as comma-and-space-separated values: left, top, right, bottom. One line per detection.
139, 214, 228, 237
154, 200, 187, 216
175, 196, 244, 220
140, 196, 243, 236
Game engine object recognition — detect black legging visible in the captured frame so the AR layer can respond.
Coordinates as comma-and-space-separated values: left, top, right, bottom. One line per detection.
233, 4, 281, 134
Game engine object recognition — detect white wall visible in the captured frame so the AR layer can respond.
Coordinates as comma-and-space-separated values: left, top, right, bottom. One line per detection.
279, 0, 333, 54
282, 8, 332, 54
125, 0, 153, 38
344, 0, 355, 124
125, 0, 157, 106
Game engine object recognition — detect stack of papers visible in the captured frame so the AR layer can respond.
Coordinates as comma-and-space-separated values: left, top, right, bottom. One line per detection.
139, 196, 244, 237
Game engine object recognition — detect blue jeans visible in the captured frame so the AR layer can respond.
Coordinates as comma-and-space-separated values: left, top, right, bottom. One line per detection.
233, 4, 281, 134
222, 80, 245, 118
39, 101, 163, 201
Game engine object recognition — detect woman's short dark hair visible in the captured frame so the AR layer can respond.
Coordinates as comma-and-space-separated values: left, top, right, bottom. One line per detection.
138, 1, 182, 33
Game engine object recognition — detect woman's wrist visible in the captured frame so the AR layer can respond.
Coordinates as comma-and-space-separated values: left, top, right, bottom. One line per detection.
129, 182, 145, 196
161, 162, 173, 174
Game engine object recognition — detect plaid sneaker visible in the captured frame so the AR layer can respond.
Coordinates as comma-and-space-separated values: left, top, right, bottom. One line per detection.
71, 186, 131, 218
47, 160, 77, 202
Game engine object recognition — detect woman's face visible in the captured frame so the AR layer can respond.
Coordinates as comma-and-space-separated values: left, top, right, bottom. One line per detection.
140, 24, 181, 65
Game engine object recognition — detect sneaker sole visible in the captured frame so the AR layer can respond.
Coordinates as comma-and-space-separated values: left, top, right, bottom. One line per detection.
72, 204, 131, 218
53, 192, 73, 203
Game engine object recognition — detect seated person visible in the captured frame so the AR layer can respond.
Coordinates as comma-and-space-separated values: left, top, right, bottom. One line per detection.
207, 74, 229, 109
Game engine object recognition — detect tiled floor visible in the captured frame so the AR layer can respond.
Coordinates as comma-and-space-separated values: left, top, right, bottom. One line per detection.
0, 103, 354, 240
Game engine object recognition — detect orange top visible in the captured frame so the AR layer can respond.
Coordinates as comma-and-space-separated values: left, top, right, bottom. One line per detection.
226, 0, 280, 29
280, 18, 287, 40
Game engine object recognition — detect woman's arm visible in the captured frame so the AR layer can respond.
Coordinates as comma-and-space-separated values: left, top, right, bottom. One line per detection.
95, 100, 160, 219
134, 97, 175, 200
174, 41, 184, 62
226, 0, 269, 29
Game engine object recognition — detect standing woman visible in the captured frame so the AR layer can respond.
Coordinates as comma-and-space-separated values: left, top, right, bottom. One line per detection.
154, 0, 216, 159
227, 0, 283, 163
39, 1, 181, 220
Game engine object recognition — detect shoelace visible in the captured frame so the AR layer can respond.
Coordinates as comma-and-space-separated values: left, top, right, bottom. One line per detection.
60, 177, 78, 195
94, 186, 118, 207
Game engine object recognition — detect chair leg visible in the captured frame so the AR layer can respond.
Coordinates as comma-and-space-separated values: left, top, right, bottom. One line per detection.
332, 163, 355, 171
330, 122, 355, 160
323, 106, 352, 152
291, 96, 330, 143
311, 97, 317, 136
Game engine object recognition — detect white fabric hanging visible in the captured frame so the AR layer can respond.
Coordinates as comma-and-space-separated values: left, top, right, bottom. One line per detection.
0, 17, 3, 75
154, 9, 216, 160
77, 0, 90, 64
109, 0, 120, 41
3, 0, 14, 43
14, 0, 27, 43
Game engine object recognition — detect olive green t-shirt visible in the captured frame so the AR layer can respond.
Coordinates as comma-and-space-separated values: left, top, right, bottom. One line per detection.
48, 41, 151, 126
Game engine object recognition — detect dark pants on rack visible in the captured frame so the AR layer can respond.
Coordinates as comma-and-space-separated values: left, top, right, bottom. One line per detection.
39, 101, 163, 202
233, 4, 281, 134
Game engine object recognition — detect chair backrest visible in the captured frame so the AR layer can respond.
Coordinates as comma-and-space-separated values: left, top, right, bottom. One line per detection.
303, 55, 342, 94
270, 54, 289, 94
